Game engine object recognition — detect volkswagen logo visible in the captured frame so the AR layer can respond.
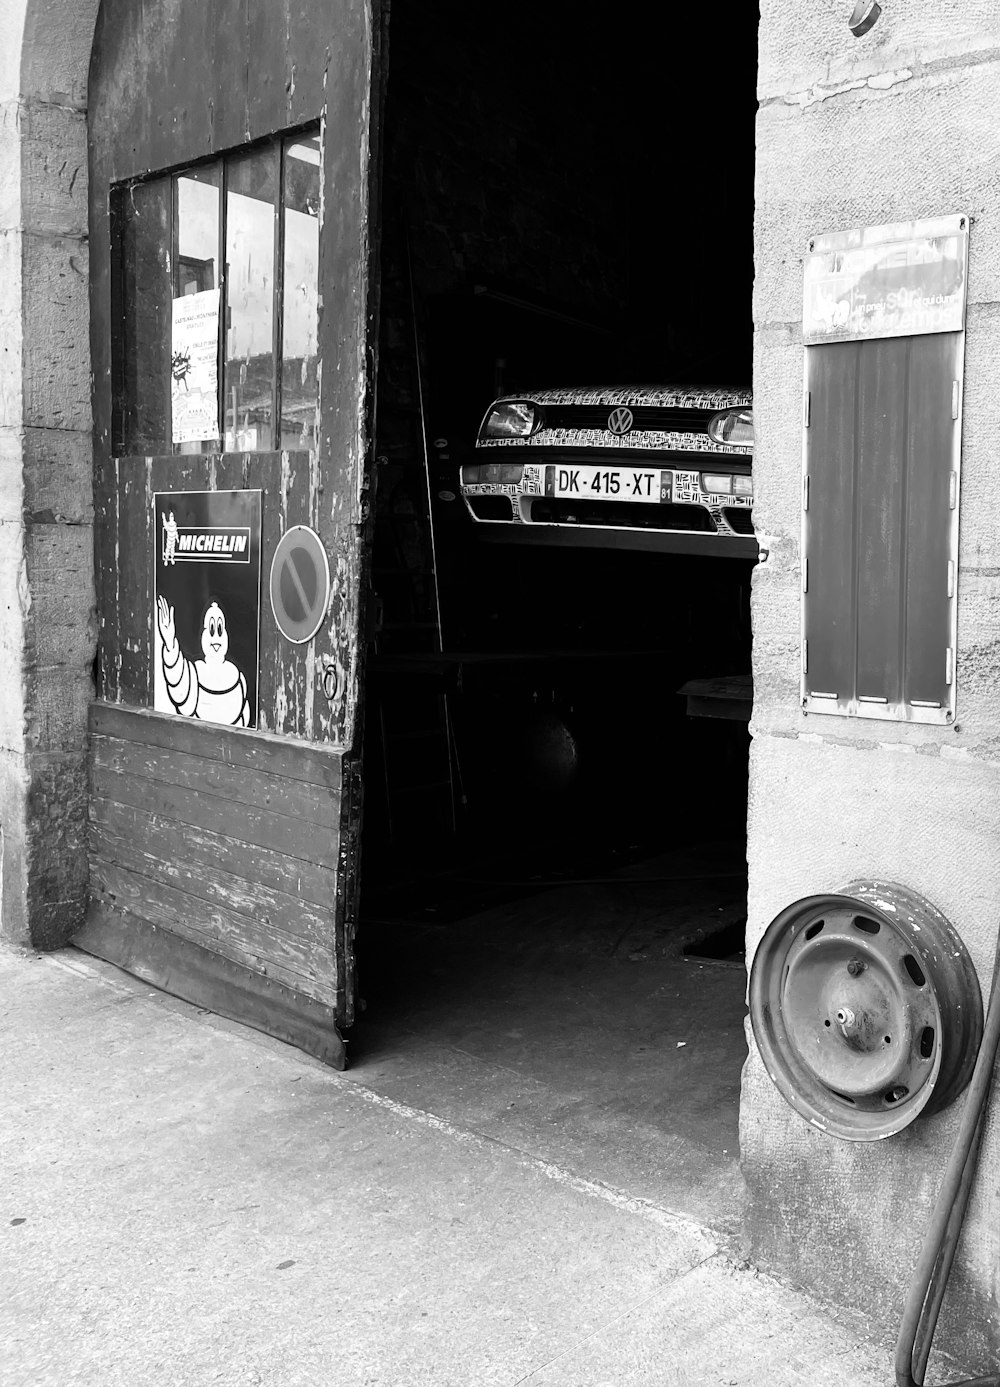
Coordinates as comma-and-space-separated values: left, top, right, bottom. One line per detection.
607, 407, 634, 436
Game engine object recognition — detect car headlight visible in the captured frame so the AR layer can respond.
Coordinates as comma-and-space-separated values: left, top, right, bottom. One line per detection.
481, 401, 538, 438
701, 472, 753, 498
707, 407, 753, 448
462, 462, 524, 485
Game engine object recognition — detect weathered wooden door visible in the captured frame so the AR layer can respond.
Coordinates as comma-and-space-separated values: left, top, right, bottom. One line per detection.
77, 0, 385, 1066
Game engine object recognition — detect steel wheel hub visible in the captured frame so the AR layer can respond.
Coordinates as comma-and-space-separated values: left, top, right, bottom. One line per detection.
749, 882, 983, 1140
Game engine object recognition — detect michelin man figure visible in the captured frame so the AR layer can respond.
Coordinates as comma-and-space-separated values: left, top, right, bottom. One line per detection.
157, 595, 250, 726
162, 510, 179, 565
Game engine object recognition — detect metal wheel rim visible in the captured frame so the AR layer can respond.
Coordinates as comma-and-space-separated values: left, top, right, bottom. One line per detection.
749, 882, 983, 1141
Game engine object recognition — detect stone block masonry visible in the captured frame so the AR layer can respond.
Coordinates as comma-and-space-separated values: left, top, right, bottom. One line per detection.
745, 3, 1000, 1368
0, 0, 98, 949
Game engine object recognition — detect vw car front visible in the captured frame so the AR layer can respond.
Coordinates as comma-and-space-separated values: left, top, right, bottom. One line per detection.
460, 385, 755, 557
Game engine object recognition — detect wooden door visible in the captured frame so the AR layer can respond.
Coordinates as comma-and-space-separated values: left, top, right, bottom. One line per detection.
77, 0, 385, 1066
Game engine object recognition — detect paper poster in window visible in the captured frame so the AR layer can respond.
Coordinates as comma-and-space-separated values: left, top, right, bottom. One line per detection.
171, 289, 220, 443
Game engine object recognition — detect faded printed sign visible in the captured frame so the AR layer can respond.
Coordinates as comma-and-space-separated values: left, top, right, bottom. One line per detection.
153, 490, 261, 728
803, 216, 968, 345
171, 289, 221, 443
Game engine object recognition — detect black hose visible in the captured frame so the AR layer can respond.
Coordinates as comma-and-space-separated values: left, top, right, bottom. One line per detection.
894, 927, 1000, 1387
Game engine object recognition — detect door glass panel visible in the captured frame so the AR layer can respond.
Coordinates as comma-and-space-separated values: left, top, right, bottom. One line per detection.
225, 146, 277, 451
281, 133, 321, 449
117, 176, 171, 454
175, 166, 220, 294
174, 165, 221, 453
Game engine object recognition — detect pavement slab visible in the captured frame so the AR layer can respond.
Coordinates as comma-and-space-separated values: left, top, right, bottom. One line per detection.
1, 947, 909, 1386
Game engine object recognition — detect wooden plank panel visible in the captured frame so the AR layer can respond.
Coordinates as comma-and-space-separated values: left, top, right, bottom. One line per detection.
91, 192, 115, 460
855, 337, 908, 704
313, 0, 375, 749
76, 899, 346, 1068
142, 0, 216, 169
90, 701, 343, 790
211, 0, 250, 152
93, 458, 120, 703
285, 0, 329, 124
248, 0, 291, 137
90, 763, 337, 868
90, 818, 333, 944
90, 796, 334, 908
91, 735, 339, 827
90, 0, 152, 185
90, 858, 334, 1003
117, 456, 153, 705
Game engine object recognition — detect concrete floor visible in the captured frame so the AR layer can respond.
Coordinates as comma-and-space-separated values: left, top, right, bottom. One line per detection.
1, 943, 917, 1386
354, 840, 751, 1233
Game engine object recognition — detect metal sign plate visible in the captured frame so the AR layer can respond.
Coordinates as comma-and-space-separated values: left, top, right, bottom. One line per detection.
152, 489, 262, 728
803, 215, 968, 345
269, 525, 332, 645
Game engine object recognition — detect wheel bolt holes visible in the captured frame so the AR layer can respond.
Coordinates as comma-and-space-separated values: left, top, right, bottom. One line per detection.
884, 1035, 892, 1045
902, 954, 927, 988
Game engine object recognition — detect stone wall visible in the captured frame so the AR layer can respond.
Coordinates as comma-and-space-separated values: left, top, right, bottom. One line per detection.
0, 0, 98, 949
746, 3, 1000, 1366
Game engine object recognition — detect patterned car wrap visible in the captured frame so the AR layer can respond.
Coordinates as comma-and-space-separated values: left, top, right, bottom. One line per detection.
480, 428, 747, 455
463, 384, 754, 542
488, 384, 752, 409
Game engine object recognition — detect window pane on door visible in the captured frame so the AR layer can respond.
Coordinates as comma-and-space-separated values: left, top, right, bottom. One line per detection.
281, 133, 321, 449
116, 176, 171, 454
176, 166, 220, 295
174, 165, 221, 453
225, 145, 277, 452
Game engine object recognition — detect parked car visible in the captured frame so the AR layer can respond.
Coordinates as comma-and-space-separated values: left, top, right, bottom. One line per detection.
460, 384, 754, 556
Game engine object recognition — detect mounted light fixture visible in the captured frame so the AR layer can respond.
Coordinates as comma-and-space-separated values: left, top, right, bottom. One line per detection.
848, 0, 881, 36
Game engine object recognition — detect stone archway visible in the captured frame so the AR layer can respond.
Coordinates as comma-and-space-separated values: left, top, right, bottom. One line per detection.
1, 0, 100, 947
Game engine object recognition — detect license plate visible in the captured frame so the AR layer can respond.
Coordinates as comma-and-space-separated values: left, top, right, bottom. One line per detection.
549, 465, 667, 503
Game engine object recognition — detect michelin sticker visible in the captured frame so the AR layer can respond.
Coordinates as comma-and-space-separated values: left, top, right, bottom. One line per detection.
153, 490, 262, 728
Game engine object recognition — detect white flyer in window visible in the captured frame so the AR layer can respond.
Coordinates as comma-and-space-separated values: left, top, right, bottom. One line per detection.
171, 288, 220, 444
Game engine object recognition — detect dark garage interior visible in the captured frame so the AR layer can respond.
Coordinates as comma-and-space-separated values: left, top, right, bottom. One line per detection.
354, 1, 758, 1227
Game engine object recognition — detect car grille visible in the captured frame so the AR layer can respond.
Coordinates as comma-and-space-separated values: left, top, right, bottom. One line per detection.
722, 506, 755, 535
540, 405, 716, 434
528, 498, 717, 532
468, 494, 515, 521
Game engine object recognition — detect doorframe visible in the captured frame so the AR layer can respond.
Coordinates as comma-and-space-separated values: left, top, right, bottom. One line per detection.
0, 0, 101, 950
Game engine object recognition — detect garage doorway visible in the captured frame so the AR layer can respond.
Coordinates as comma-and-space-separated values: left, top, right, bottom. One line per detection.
354, 1, 757, 1228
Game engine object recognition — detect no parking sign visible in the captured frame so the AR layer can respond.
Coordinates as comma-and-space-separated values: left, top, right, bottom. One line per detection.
269, 525, 332, 644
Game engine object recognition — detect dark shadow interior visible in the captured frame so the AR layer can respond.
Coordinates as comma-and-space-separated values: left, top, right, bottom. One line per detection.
353, 0, 758, 1225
